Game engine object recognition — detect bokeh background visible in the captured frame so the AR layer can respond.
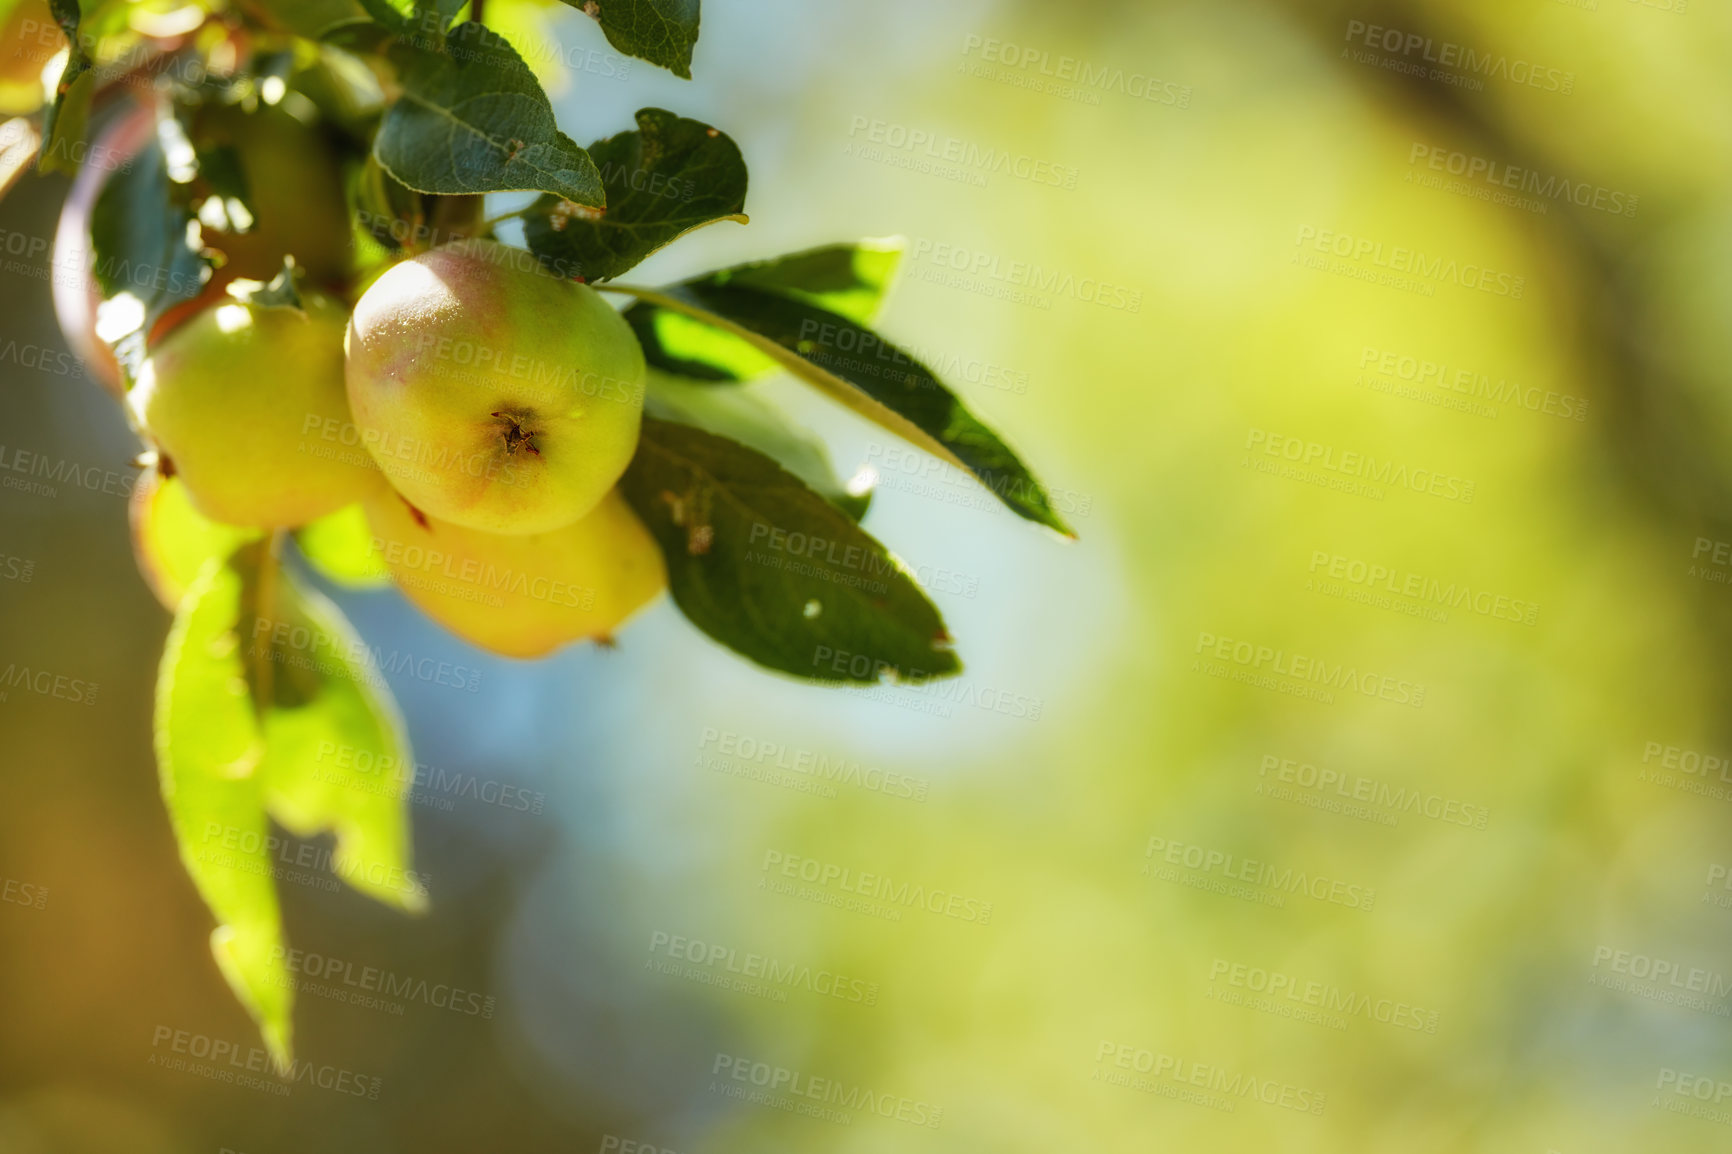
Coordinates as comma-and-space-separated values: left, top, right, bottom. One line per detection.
5, 0, 1732, 1149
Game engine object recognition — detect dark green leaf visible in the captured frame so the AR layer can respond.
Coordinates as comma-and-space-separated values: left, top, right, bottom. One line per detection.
37, 0, 94, 177
562, 0, 699, 79
622, 283, 1073, 535
375, 20, 604, 206
646, 373, 870, 521
624, 240, 901, 381
619, 417, 956, 684
522, 107, 745, 282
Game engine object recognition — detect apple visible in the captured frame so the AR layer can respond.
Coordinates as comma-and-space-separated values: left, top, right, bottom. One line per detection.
130, 287, 384, 527
188, 100, 353, 286
365, 488, 666, 658
345, 239, 646, 535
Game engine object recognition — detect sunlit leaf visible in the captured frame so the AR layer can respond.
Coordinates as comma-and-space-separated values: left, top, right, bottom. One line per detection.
154, 546, 291, 1065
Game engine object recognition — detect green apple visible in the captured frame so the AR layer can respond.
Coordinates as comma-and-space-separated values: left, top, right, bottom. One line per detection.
189, 100, 353, 286
365, 487, 665, 658
131, 288, 384, 527
345, 239, 646, 535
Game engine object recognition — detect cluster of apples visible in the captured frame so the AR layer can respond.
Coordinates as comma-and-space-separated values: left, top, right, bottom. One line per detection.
73, 99, 666, 658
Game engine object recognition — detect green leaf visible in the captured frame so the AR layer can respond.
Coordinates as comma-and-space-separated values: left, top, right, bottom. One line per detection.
155, 548, 292, 1065
562, 0, 699, 79
36, 0, 94, 176
615, 283, 1073, 536
294, 504, 392, 589
618, 417, 957, 684
375, 20, 604, 206
88, 113, 213, 374
522, 107, 745, 282
646, 373, 871, 521
623, 240, 901, 381
254, 572, 426, 913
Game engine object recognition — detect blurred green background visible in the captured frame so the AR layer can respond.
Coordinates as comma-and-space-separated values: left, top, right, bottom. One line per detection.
5, 0, 1732, 1150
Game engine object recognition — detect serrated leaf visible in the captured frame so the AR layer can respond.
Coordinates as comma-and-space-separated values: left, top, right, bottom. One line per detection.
563, 0, 698, 79
295, 503, 392, 589
523, 107, 745, 282
130, 466, 263, 610
155, 548, 293, 1065
254, 572, 425, 913
375, 20, 604, 206
36, 0, 93, 176
624, 240, 901, 381
618, 282, 1072, 535
619, 417, 956, 683
646, 372, 870, 521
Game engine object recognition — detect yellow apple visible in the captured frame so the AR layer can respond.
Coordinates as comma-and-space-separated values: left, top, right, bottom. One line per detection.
365, 487, 665, 658
345, 239, 646, 535
131, 287, 383, 527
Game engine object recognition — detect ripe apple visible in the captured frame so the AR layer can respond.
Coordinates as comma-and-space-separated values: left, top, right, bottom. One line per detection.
365, 488, 666, 658
130, 288, 384, 527
345, 239, 646, 535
